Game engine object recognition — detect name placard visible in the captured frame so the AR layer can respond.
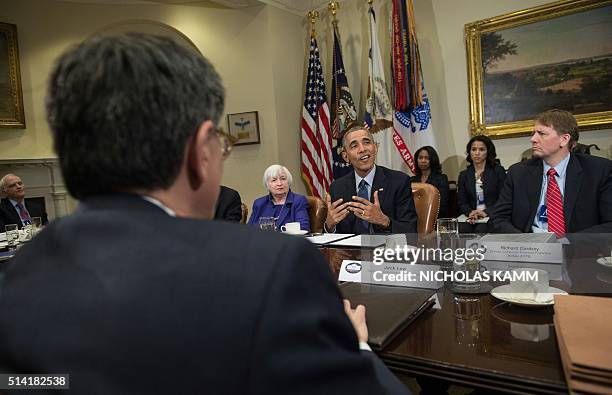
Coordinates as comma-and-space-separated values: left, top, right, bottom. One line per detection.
472, 241, 563, 263
339, 260, 443, 289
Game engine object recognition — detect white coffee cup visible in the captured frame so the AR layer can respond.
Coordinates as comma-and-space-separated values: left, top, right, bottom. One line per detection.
281, 222, 301, 234
509, 268, 550, 302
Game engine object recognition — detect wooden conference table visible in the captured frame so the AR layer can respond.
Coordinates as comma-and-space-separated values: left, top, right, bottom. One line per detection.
319, 233, 612, 394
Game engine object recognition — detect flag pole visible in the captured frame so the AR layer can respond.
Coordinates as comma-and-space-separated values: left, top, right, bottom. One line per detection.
329, 1, 339, 138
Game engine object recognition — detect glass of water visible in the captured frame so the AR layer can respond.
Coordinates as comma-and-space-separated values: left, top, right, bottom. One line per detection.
5, 224, 19, 249
437, 218, 458, 236
258, 217, 276, 231
436, 218, 459, 267
31, 217, 43, 235
22, 224, 33, 241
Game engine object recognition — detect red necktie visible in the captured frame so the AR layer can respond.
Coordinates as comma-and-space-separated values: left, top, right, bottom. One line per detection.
546, 168, 565, 238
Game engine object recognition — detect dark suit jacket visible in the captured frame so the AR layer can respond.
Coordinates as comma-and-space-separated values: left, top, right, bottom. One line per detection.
0, 198, 49, 229
214, 185, 242, 222
490, 154, 612, 233
411, 172, 449, 218
330, 166, 417, 234
457, 164, 506, 217
0, 194, 409, 394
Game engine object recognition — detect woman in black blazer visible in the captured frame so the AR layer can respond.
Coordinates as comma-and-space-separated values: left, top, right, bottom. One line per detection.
457, 135, 506, 233
410, 146, 449, 218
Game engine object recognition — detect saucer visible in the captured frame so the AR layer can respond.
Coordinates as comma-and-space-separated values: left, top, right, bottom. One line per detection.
282, 229, 308, 236
491, 284, 567, 307
596, 256, 612, 268
491, 303, 554, 325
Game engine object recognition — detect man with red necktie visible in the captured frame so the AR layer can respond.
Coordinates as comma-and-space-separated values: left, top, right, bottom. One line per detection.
0, 174, 48, 229
490, 109, 612, 235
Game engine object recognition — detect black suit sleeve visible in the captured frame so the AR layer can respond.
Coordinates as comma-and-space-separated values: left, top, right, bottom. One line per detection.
215, 187, 243, 222
483, 165, 506, 217
224, 189, 243, 223
248, 239, 409, 394
489, 167, 522, 233
375, 175, 417, 234
457, 170, 471, 217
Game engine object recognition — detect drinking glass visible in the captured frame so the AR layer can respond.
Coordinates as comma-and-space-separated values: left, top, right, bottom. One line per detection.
258, 217, 276, 231
437, 218, 458, 236
22, 224, 33, 241
435, 218, 459, 267
5, 224, 19, 249
453, 258, 484, 292
453, 295, 483, 347
31, 217, 43, 236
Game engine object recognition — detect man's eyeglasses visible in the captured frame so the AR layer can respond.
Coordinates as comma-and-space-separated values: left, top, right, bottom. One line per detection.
213, 127, 237, 159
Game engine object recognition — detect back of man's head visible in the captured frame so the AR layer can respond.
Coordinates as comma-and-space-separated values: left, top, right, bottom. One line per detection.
46, 33, 225, 200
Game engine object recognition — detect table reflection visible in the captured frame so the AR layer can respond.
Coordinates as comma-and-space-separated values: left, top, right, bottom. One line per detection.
318, 233, 612, 393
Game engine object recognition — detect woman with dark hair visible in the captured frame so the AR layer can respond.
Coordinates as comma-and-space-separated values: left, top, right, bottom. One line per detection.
411, 146, 449, 218
457, 135, 506, 233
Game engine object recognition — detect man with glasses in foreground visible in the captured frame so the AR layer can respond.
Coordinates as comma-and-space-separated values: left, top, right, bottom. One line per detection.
0, 34, 408, 394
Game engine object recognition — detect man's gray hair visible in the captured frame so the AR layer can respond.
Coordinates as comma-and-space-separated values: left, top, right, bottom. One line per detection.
262, 164, 292, 189
0, 173, 17, 194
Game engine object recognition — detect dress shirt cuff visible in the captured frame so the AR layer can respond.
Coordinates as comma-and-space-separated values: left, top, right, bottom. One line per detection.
359, 341, 372, 352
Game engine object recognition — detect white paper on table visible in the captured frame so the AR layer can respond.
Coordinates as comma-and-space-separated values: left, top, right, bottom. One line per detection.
338, 260, 443, 289
305, 233, 355, 245
457, 214, 489, 223
429, 293, 442, 310
479, 233, 556, 243
329, 234, 388, 248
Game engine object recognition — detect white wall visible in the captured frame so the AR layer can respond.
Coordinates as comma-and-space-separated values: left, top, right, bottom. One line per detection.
1, 0, 610, 214
0, 0, 306, 209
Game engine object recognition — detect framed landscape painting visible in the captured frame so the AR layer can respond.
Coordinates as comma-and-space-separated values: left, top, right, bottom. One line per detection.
0, 22, 25, 129
465, 0, 612, 138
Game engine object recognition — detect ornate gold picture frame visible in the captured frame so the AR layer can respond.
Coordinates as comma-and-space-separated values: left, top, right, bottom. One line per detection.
0, 22, 25, 129
465, 0, 612, 138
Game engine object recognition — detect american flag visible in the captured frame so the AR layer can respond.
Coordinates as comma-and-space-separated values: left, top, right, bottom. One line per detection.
301, 37, 332, 199
331, 22, 356, 180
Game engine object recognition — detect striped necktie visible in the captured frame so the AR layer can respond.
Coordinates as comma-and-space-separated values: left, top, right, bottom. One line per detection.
16, 202, 32, 225
546, 168, 565, 238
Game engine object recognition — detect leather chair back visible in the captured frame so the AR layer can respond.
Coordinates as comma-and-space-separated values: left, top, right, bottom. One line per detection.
240, 203, 248, 224
411, 182, 440, 234
306, 196, 326, 234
